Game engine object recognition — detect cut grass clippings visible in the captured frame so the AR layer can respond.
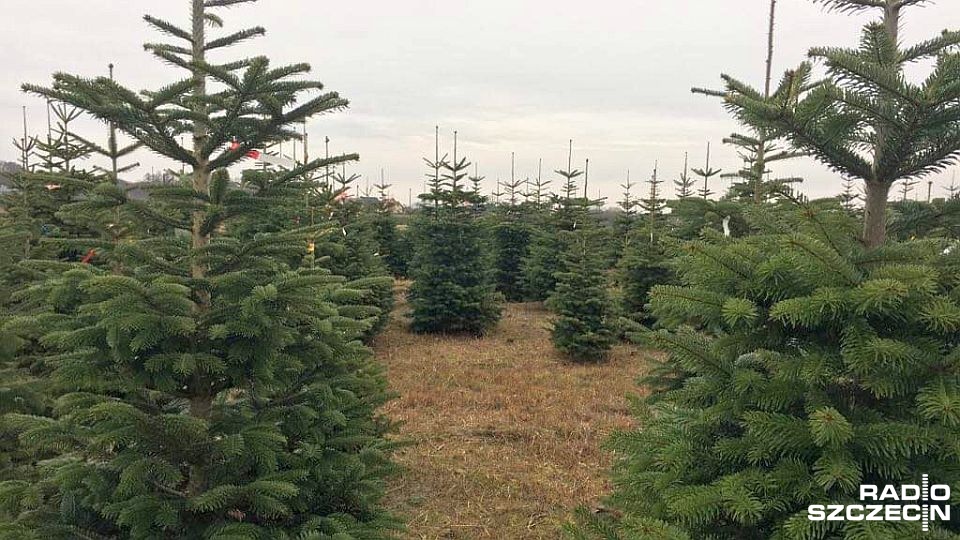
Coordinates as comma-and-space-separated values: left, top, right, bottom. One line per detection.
374, 291, 654, 539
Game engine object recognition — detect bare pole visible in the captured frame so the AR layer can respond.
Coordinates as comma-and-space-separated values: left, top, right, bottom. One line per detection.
108, 63, 120, 185
21, 106, 29, 169
46, 100, 53, 143
584, 158, 590, 199
752, 0, 778, 204
302, 121, 308, 163
764, 0, 777, 99
324, 136, 330, 186
452, 130, 459, 191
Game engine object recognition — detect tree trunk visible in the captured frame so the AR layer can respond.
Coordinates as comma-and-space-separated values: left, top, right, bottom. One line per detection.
861, 1, 900, 248
190, 0, 211, 297
863, 181, 891, 248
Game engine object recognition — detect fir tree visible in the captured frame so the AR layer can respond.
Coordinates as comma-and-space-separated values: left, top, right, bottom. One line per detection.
696, 0, 805, 204
839, 177, 861, 212
639, 162, 666, 242
547, 230, 615, 362
617, 240, 674, 328
613, 170, 639, 254
3, 2, 398, 537
530, 158, 552, 211
692, 142, 722, 200
490, 153, 532, 302
673, 152, 695, 199
314, 166, 395, 340
523, 141, 590, 301
570, 201, 960, 539
408, 130, 501, 335
714, 0, 960, 247
947, 172, 959, 200
371, 171, 410, 277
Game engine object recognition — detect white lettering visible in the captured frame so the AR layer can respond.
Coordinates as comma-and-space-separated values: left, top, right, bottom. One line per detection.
808, 505, 826, 521
931, 505, 951, 521
900, 485, 920, 501
902, 505, 921, 521
931, 485, 951, 501
845, 505, 864, 521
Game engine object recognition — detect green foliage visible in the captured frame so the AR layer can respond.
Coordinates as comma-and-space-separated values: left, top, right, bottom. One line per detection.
523, 228, 567, 302
491, 221, 532, 302
2, 2, 398, 537
569, 202, 960, 539
618, 240, 675, 326
548, 231, 616, 362
408, 134, 502, 335
713, 0, 960, 245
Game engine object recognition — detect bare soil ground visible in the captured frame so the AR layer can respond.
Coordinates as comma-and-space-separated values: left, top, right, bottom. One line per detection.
373, 294, 653, 539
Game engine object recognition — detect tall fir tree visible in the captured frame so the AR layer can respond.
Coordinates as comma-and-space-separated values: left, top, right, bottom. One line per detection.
696, 0, 805, 204
408, 130, 502, 335
2, 2, 399, 537
713, 0, 960, 247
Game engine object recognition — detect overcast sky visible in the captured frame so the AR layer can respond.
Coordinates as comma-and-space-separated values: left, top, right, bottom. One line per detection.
2, 0, 959, 203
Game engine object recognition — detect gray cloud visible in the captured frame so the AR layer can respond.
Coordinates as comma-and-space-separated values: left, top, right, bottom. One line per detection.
3, 0, 958, 202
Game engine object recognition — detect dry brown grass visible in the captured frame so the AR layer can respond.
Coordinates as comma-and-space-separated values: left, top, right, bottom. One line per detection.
373, 289, 655, 539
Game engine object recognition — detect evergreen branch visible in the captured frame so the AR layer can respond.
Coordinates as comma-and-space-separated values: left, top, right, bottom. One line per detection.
205, 27, 266, 51
810, 0, 885, 12
142, 15, 193, 43
205, 0, 257, 7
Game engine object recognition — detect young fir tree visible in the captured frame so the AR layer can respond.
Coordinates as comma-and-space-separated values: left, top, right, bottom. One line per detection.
673, 152, 696, 199
614, 170, 639, 253
523, 141, 589, 301
696, 0, 805, 204
314, 165, 395, 340
693, 142, 722, 200
639, 162, 666, 242
839, 177, 861, 212
2, 3, 398, 538
947, 172, 959, 200
569, 201, 960, 539
547, 229, 615, 362
490, 153, 533, 302
617, 163, 675, 327
715, 0, 960, 247
408, 130, 501, 335
371, 171, 410, 277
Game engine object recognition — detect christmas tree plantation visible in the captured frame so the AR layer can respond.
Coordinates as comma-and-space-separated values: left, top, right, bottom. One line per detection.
0, 1, 398, 538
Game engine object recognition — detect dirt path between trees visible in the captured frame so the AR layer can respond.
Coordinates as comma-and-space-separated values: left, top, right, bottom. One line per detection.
374, 295, 651, 539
